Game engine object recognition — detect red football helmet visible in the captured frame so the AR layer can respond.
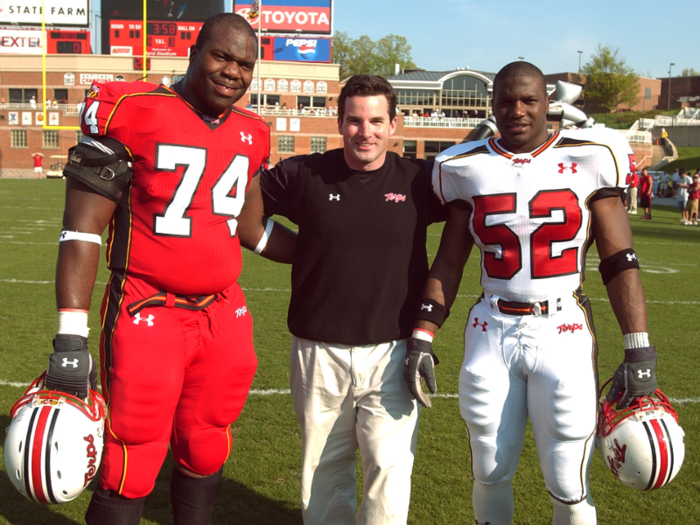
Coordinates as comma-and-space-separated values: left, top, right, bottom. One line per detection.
597, 381, 685, 491
4, 372, 107, 504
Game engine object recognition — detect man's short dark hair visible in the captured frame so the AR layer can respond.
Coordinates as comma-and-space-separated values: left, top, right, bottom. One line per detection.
195, 13, 256, 50
493, 61, 546, 97
337, 75, 397, 123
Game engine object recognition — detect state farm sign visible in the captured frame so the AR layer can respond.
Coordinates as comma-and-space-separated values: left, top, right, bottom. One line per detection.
0, 0, 89, 27
236, 1, 332, 35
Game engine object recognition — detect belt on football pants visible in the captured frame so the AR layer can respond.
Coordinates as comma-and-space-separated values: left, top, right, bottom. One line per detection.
127, 291, 218, 316
496, 299, 550, 316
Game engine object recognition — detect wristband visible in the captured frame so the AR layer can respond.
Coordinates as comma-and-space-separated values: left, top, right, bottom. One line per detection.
412, 328, 434, 342
58, 309, 89, 338
624, 332, 650, 349
254, 218, 276, 255
59, 230, 102, 245
415, 298, 449, 327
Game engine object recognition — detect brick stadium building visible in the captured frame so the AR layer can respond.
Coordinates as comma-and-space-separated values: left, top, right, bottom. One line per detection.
0, 55, 652, 178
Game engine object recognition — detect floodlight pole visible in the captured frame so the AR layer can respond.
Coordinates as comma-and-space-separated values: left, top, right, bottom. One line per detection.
577, 50, 583, 74
667, 62, 675, 110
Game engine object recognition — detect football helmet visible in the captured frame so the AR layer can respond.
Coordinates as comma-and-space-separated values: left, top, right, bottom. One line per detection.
4, 372, 107, 504
597, 380, 684, 491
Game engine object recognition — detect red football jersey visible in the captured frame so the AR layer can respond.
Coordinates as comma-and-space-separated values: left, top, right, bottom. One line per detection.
81, 81, 270, 295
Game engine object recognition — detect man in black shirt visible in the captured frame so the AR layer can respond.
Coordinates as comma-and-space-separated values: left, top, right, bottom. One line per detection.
239, 75, 445, 525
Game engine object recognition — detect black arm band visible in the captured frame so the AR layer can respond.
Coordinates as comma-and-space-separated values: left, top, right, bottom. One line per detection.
415, 298, 449, 327
599, 248, 640, 285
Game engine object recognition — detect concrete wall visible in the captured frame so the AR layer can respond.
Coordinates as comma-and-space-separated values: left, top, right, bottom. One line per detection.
659, 127, 700, 148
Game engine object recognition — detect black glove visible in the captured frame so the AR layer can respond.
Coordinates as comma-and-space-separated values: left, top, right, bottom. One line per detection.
45, 334, 96, 399
605, 346, 657, 409
403, 337, 439, 408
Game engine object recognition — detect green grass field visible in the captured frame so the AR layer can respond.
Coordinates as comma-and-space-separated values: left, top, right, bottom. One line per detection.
1, 179, 698, 524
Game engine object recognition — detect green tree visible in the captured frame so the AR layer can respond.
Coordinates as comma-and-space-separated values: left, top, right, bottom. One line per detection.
681, 67, 699, 77
581, 44, 639, 112
332, 32, 416, 79
373, 34, 416, 76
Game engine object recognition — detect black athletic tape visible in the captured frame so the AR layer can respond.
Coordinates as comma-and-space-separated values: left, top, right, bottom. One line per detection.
63, 136, 133, 203
415, 298, 449, 327
599, 248, 640, 285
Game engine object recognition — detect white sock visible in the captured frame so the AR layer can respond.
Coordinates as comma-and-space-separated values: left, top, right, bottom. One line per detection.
551, 494, 596, 525
473, 479, 514, 525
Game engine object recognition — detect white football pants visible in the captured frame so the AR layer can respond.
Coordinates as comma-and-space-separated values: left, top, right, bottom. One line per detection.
461, 293, 598, 524
290, 337, 419, 525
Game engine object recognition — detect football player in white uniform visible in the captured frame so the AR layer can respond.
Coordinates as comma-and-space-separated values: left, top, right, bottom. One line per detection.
403, 62, 657, 525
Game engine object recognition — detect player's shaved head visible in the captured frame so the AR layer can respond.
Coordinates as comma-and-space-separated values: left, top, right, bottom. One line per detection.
493, 61, 546, 97
195, 13, 256, 50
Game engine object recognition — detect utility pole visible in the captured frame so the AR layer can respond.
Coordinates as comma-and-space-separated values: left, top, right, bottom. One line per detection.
577, 51, 583, 74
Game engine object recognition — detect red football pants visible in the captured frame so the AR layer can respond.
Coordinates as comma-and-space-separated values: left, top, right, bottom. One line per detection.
98, 275, 257, 498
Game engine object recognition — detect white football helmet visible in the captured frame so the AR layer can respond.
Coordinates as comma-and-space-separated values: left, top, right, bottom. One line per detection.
4, 372, 107, 504
597, 383, 684, 491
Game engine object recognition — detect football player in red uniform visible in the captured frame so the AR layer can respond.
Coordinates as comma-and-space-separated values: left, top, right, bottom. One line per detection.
406, 62, 658, 525
45, 13, 294, 525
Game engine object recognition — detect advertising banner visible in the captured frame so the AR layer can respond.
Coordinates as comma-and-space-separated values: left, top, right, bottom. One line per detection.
265, 37, 331, 63
0, 30, 43, 54
236, 0, 332, 35
0, 0, 89, 27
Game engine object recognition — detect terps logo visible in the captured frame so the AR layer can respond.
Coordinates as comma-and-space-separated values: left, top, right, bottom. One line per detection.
607, 439, 627, 479
558, 162, 578, 174
385, 193, 406, 203
512, 158, 531, 166
556, 323, 583, 334
83, 435, 98, 486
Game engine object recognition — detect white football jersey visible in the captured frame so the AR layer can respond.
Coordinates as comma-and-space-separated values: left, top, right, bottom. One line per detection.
434, 127, 635, 302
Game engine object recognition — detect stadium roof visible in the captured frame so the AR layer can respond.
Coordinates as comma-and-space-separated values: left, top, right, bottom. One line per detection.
385, 69, 496, 90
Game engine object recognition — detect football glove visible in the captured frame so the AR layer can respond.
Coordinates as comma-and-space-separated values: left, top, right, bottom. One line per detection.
403, 337, 439, 408
45, 334, 97, 400
605, 346, 657, 409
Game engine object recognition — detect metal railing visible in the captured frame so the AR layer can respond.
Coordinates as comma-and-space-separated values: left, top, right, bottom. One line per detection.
622, 129, 652, 144
403, 116, 484, 128
249, 107, 338, 117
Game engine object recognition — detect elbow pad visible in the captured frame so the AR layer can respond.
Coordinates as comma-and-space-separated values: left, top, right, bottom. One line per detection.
63, 135, 134, 203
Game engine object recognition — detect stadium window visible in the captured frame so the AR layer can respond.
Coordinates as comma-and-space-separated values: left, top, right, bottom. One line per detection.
424, 141, 455, 160
43, 130, 59, 149
311, 97, 326, 108
54, 89, 68, 103
310, 137, 327, 153
11, 130, 27, 148
278, 135, 295, 153
403, 140, 417, 159
297, 96, 311, 108
9, 88, 38, 104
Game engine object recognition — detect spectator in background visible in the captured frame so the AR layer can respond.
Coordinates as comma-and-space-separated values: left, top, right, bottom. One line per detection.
51, 98, 58, 108
31, 152, 44, 179
640, 168, 654, 220
672, 167, 681, 196
659, 171, 671, 198
686, 173, 700, 226
676, 168, 692, 224
626, 169, 639, 214
29, 96, 37, 109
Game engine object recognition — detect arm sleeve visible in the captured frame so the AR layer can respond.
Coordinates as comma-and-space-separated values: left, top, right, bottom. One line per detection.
259, 157, 303, 224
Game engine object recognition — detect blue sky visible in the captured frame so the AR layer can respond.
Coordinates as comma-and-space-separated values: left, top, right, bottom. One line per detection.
333, 0, 699, 78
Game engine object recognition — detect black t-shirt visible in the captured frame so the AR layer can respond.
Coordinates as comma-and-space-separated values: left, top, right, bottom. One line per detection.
260, 149, 446, 345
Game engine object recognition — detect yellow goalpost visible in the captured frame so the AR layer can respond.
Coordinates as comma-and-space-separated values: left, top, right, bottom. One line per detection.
40, 0, 149, 131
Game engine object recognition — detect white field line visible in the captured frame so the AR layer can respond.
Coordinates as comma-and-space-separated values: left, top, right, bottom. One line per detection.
0, 379, 698, 405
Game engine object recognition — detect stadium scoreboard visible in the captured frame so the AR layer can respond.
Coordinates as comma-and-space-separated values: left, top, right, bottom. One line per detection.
109, 20, 202, 57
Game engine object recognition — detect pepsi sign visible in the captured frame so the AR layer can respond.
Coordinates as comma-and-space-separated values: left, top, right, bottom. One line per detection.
273, 37, 331, 63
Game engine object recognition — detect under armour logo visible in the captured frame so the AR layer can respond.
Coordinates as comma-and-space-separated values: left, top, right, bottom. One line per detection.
637, 369, 651, 379
385, 193, 406, 203
59, 231, 67, 240
626, 253, 637, 262
61, 357, 79, 369
240, 132, 253, 145
329, 194, 340, 201
236, 306, 248, 318
472, 318, 488, 332
133, 313, 155, 326
420, 303, 433, 312
558, 162, 578, 174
